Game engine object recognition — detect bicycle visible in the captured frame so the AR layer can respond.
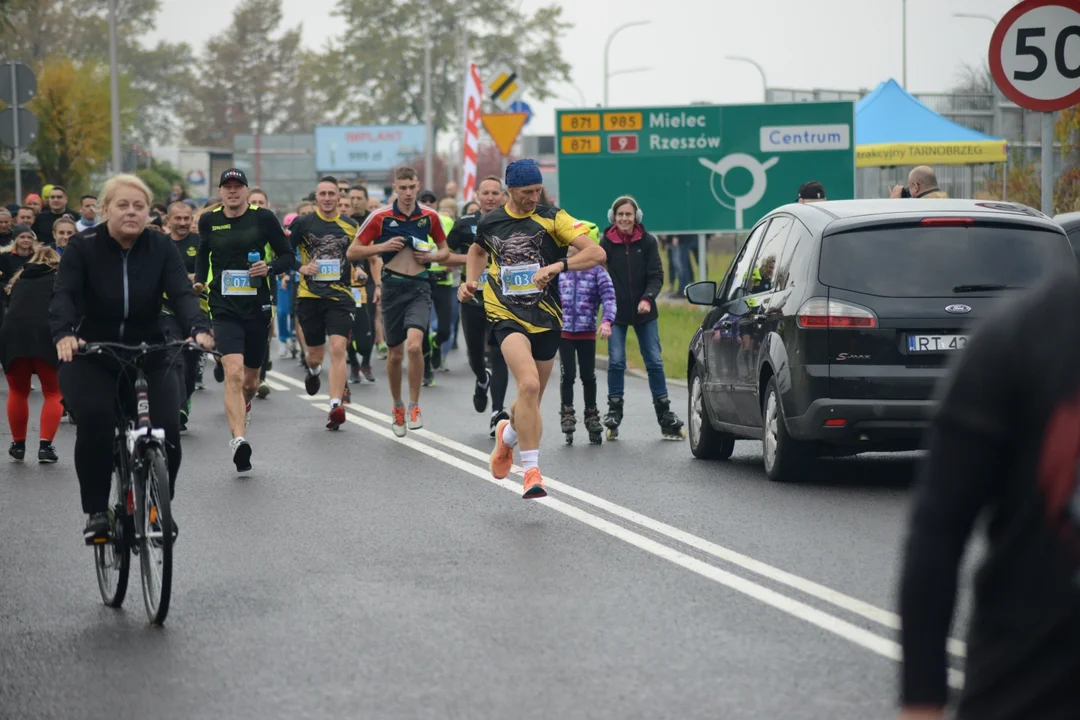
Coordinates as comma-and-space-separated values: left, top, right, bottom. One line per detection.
80, 339, 219, 626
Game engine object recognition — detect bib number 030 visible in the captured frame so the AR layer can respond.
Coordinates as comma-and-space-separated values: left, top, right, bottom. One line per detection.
501, 263, 541, 296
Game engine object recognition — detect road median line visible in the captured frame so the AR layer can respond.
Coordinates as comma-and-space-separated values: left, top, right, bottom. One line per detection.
308, 385, 967, 663
276, 376, 964, 686
307, 400, 928, 678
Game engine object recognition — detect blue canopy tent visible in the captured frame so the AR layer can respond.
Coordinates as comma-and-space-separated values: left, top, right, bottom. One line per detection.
854, 79, 1006, 168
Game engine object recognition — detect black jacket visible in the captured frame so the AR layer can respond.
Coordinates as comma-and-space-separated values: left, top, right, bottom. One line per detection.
49, 224, 210, 345
0, 263, 58, 371
599, 225, 664, 326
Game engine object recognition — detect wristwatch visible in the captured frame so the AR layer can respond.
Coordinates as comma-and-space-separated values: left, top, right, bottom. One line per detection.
561, 257, 569, 273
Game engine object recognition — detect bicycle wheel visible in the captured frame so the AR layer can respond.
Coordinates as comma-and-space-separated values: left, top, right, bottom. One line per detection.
137, 447, 172, 626
95, 445, 131, 608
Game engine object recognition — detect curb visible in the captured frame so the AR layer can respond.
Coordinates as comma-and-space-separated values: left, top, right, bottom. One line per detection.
594, 354, 689, 388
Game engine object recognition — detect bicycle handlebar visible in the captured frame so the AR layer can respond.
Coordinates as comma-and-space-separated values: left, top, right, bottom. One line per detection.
78, 340, 222, 359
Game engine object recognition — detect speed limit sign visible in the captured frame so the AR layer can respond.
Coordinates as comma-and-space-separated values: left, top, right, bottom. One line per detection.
989, 0, 1080, 112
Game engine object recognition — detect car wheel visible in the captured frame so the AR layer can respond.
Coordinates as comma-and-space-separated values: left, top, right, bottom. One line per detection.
762, 376, 808, 482
688, 365, 736, 460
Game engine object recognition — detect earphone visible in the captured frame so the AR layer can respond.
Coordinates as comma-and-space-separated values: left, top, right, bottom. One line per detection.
608, 196, 643, 224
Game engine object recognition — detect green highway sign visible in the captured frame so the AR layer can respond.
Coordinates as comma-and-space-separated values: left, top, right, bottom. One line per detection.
555, 102, 855, 233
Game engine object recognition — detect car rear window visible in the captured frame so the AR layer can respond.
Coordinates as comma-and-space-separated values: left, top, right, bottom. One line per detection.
819, 224, 1072, 297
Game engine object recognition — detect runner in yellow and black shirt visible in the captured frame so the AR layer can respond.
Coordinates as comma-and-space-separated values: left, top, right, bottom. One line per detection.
287, 176, 357, 430
459, 159, 606, 499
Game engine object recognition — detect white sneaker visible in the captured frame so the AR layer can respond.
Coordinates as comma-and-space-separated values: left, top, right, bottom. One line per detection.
230, 437, 252, 472
278, 345, 290, 359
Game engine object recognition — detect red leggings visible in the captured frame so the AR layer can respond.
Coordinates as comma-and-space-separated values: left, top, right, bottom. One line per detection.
5, 357, 62, 443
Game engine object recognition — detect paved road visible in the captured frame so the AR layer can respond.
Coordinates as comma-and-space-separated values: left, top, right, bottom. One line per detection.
0, 341, 973, 719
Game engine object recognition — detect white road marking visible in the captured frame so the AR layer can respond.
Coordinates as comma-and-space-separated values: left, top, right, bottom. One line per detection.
263, 379, 289, 392
271, 369, 966, 686
300, 375, 968, 661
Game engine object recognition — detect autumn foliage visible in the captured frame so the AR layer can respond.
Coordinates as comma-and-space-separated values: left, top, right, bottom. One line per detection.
28, 56, 112, 189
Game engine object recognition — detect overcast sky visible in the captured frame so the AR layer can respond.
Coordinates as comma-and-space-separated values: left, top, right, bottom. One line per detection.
149, 0, 1020, 141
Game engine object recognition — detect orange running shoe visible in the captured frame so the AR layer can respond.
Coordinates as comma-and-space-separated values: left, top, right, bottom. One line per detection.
521, 467, 547, 499
392, 405, 407, 437
489, 419, 514, 479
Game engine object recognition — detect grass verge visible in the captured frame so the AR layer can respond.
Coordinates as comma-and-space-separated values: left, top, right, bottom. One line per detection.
597, 252, 733, 380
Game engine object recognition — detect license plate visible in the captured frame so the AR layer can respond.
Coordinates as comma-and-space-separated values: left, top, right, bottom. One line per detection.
907, 334, 968, 352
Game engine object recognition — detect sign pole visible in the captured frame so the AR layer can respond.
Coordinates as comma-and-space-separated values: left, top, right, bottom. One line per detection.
1041, 111, 1054, 215
10, 63, 21, 201
697, 233, 707, 284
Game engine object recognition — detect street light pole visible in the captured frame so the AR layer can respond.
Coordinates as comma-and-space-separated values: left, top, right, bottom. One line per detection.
423, 0, 434, 191
108, 0, 122, 174
603, 20, 650, 106
901, 0, 907, 89
726, 56, 767, 101
953, 13, 1003, 140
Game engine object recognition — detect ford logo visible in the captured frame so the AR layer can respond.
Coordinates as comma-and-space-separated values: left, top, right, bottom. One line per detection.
945, 304, 972, 314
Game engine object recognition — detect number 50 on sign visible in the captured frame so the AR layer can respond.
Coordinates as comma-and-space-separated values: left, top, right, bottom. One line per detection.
990, 0, 1080, 112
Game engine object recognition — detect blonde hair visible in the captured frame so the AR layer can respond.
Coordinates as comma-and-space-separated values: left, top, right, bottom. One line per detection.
53, 216, 77, 234
4, 246, 58, 294
99, 173, 153, 214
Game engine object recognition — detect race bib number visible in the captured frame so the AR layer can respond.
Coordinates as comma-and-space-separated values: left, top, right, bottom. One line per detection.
501, 263, 541, 296
351, 286, 367, 306
315, 258, 342, 282
221, 269, 256, 296
477, 269, 489, 289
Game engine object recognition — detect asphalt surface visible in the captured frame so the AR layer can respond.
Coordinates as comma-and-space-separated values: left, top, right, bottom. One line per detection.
0, 338, 975, 719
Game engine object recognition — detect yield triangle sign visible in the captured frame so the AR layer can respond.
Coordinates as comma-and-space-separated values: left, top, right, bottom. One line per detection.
481, 112, 529, 156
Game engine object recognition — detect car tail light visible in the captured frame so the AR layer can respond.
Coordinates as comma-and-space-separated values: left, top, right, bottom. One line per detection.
920, 217, 974, 226
796, 297, 877, 329
823, 418, 847, 427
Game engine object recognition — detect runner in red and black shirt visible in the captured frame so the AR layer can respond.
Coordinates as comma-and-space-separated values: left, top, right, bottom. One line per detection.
348, 167, 448, 437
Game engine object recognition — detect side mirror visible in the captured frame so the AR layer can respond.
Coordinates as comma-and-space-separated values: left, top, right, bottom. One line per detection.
684, 281, 718, 306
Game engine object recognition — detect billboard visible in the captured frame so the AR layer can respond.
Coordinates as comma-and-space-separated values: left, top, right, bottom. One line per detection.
314, 125, 426, 173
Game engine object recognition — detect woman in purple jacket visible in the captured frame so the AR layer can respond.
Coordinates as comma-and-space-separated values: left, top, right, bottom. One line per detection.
558, 244, 617, 445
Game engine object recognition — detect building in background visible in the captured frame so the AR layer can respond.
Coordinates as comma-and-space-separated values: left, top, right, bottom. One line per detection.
232, 133, 314, 211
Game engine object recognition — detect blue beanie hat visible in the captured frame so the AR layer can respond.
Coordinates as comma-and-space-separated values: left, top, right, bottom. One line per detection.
505, 158, 543, 188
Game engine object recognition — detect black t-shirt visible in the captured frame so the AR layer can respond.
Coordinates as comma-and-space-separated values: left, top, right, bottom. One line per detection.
195, 205, 294, 321
31, 209, 77, 244
287, 210, 355, 303
448, 210, 484, 304
899, 269, 1080, 718
171, 232, 200, 275
474, 204, 580, 333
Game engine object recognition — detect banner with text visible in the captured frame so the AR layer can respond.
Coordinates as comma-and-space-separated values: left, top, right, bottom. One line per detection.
461, 62, 483, 203
314, 125, 425, 173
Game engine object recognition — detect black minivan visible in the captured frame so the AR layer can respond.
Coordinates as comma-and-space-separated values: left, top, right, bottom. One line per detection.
684, 199, 1076, 482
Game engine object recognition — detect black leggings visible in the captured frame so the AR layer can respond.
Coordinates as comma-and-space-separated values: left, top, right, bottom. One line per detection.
423, 282, 454, 366
559, 337, 597, 408
460, 301, 508, 411
182, 348, 201, 400
59, 354, 184, 515
348, 298, 374, 367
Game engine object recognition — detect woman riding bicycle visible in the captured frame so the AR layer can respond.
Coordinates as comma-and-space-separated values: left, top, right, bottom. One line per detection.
49, 174, 213, 543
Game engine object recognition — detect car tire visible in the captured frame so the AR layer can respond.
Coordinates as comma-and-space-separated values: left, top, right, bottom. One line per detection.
688, 364, 736, 460
761, 376, 808, 482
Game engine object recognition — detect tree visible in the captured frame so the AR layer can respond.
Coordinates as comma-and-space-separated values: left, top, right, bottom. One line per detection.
181, 0, 307, 147
326, 0, 571, 137
0, 0, 194, 145
27, 56, 112, 189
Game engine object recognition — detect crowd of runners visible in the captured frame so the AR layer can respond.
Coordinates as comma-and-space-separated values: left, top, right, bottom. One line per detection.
0, 159, 687, 538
